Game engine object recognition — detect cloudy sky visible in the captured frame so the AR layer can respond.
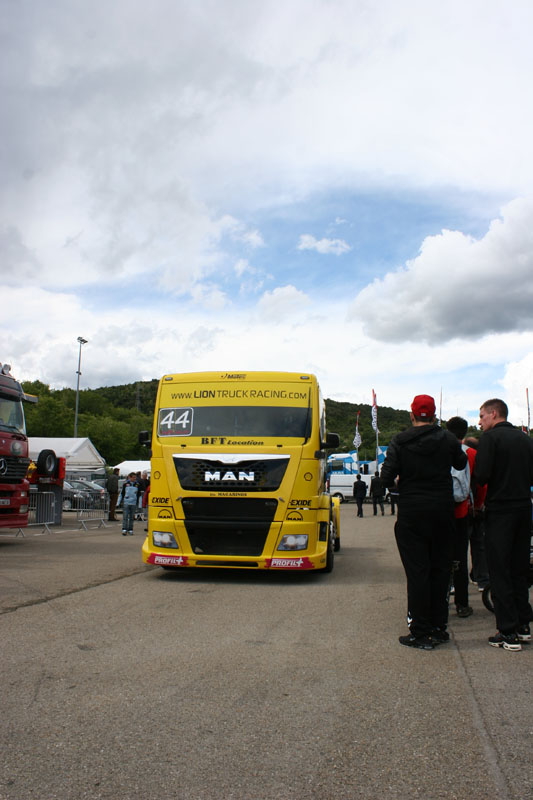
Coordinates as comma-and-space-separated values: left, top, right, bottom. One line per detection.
3, 0, 533, 427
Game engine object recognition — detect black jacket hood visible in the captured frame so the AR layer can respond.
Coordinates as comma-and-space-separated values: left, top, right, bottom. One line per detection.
395, 424, 447, 455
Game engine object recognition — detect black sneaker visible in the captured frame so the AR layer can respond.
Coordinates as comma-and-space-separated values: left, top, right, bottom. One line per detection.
431, 628, 450, 645
399, 634, 434, 650
517, 624, 531, 642
456, 605, 473, 618
488, 632, 522, 651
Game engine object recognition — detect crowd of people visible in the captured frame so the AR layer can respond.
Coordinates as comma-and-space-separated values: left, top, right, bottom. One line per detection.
376, 394, 533, 652
104, 395, 533, 653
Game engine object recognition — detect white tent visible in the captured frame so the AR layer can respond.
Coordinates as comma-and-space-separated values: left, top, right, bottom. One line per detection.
113, 460, 151, 476
29, 437, 106, 475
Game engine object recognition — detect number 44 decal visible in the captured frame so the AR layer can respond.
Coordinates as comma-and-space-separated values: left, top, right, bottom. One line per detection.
158, 407, 194, 437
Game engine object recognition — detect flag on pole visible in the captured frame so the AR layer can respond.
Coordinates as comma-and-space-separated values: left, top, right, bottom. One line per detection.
527, 388, 530, 434
353, 411, 362, 448
371, 389, 379, 434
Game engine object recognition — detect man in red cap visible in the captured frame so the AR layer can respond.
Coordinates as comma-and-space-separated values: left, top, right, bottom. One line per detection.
381, 394, 467, 650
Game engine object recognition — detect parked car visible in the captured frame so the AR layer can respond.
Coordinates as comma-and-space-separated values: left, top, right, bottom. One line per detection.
69, 478, 108, 497
61, 480, 94, 511
80, 477, 107, 490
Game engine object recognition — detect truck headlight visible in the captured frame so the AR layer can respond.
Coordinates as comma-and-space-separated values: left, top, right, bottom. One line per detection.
277, 534, 308, 551
152, 531, 179, 549
20, 504, 29, 513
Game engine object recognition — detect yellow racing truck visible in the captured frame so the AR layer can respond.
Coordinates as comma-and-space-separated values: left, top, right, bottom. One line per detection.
141, 371, 340, 572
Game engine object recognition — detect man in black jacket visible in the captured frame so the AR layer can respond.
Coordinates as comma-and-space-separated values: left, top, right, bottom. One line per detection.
474, 398, 533, 651
353, 475, 367, 517
106, 468, 120, 521
381, 394, 467, 650
370, 472, 385, 516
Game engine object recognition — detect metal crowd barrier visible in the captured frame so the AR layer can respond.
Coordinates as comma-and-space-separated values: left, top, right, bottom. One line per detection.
16, 491, 56, 537
76, 491, 109, 530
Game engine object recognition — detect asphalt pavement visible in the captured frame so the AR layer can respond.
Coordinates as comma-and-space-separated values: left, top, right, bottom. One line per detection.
0, 507, 531, 799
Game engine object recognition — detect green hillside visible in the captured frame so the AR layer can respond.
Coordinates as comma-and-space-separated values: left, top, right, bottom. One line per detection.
325, 399, 410, 460
21, 379, 412, 466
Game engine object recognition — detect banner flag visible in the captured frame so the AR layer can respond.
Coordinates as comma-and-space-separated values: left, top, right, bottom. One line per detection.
353, 410, 362, 448
371, 389, 379, 434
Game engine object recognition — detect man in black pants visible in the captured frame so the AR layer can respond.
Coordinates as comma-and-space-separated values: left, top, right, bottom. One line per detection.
370, 471, 385, 516
382, 394, 466, 650
446, 416, 474, 618
353, 475, 367, 517
474, 398, 533, 651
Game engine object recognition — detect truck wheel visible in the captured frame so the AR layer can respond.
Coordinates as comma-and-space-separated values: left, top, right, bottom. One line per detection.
322, 513, 336, 573
482, 585, 494, 614
324, 531, 334, 572
332, 497, 341, 551
36, 449, 57, 477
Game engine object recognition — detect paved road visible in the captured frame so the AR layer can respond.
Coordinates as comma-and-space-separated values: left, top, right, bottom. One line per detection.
0, 509, 531, 799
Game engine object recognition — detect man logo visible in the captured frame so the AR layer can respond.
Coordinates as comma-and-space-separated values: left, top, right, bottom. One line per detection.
204, 470, 255, 482
287, 511, 303, 521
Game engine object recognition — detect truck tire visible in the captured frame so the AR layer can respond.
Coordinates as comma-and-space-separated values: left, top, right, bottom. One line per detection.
36, 449, 57, 477
324, 531, 334, 572
332, 497, 341, 551
482, 585, 494, 614
322, 511, 336, 573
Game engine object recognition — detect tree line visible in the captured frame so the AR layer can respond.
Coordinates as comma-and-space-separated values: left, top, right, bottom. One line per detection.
22, 380, 158, 466
21, 379, 477, 466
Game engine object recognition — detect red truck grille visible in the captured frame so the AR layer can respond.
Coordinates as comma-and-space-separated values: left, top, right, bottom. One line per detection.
0, 457, 30, 484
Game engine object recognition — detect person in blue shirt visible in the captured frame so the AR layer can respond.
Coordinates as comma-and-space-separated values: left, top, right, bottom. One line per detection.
119, 472, 140, 535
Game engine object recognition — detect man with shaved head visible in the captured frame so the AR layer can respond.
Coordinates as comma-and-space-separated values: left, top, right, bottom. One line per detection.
475, 398, 533, 651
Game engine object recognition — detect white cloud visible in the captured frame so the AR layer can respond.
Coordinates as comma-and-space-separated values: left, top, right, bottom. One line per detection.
5, 0, 533, 300
297, 234, 351, 255
4, 279, 533, 432
189, 284, 227, 310
352, 198, 533, 343
256, 285, 311, 321
502, 353, 533, 427
4, 0, 533, 435
235, 259, 251, 278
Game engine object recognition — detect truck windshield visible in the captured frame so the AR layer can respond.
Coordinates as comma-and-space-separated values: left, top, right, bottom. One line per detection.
158, 405, 311, 439
0, 397, 26, 434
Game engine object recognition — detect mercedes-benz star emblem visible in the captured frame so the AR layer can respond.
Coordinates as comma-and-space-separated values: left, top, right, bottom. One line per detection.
0, 458, 7, 476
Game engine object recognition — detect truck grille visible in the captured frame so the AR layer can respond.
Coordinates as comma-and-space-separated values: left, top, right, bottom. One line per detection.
0, 456, 30, 484
182, 497, 277, 557
173, 455, 289, 492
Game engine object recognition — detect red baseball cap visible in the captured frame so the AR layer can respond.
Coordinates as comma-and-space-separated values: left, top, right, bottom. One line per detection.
411, 394, 436, 418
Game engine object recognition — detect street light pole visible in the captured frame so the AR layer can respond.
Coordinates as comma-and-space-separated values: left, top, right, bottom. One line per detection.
74, 337, 88, 437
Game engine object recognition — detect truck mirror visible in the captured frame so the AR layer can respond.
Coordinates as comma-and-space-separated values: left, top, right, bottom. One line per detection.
138, 431, 151, 447
322, 432, 340, 450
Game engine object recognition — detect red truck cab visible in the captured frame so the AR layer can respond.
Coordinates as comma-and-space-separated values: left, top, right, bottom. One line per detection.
0, 363, 37, 528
